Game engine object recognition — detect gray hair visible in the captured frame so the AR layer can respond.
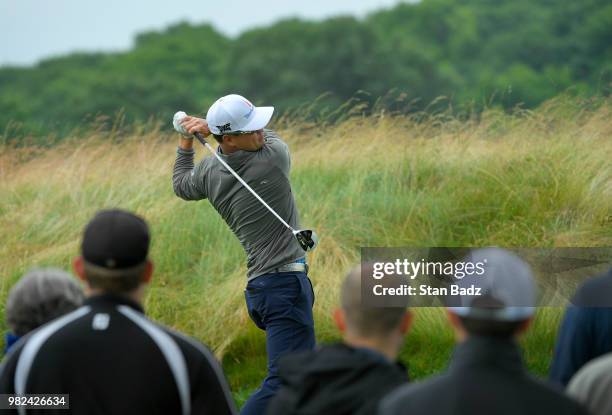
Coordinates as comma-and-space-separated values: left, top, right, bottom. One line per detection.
6, 268, 85, 336
341, 264, 408, 337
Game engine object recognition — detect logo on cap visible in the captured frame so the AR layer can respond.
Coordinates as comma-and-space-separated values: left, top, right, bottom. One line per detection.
217, 123, 231, 133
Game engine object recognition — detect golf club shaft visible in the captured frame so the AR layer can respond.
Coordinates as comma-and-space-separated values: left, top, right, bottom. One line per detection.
193, 132, 296, 232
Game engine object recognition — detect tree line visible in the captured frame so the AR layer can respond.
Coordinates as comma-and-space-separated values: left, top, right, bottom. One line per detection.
1, 0, 610, 140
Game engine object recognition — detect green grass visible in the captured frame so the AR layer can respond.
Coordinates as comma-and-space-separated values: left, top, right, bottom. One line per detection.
0, 96, 610, 407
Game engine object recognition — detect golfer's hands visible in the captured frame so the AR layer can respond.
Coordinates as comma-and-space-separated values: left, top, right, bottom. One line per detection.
181, 116, 211, 137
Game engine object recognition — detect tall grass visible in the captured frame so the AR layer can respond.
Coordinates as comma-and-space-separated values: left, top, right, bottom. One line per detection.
1, 96, 610, 404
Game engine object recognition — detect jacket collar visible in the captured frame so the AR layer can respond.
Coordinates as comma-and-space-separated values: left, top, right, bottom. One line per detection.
325, 343, 408, 374
84, 293, 144, 314
449, 335, 525, 375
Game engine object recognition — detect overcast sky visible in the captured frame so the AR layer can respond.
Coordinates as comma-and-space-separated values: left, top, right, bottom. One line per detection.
0, 0, 405, 67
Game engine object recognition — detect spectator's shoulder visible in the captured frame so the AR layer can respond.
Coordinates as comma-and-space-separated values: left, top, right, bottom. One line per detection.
378, 375, 447, 414
162, 326, 228, 380
573, 267, 612, 306
527, 375, 591, 414
0, 336, 28, 386
161, 326, 216, 363
0, 310, 88, 392
164, 327, 236, 406
568, 352, 612, 392
4, 307, 91, 360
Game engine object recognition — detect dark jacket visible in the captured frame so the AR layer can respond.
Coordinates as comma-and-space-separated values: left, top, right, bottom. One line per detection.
0, 294, 236, 415
3, 333, 20, 355
550, 267, 612, 386
380, 336, 589, 415
266, 343, 408, 415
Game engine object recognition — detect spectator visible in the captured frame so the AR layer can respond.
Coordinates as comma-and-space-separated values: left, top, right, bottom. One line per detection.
4, 268, 84, 354
0, 209, 236, 415
550, 267, 612, 386
380, 248, 589, 415
266, 264, 411, 415
567, 351, 612, 415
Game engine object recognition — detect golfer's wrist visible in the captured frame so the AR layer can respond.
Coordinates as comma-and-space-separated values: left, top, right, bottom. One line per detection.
179, 137, 194, 150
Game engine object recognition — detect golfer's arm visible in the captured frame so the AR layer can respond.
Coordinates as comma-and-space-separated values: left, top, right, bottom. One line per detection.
172, 145, 208, 201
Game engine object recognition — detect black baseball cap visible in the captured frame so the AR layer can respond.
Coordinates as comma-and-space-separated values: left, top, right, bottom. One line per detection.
81, 209, 150, 269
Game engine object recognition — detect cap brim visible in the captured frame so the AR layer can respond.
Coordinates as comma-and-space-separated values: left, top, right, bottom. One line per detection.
447, 306, 535, 321
242, 106, 274, 131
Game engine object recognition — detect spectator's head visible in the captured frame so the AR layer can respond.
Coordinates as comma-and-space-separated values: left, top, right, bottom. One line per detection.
446, 248, 536, 341
6, 268, 84, 337
73, 209, 153, 301
333, 264, 412, 360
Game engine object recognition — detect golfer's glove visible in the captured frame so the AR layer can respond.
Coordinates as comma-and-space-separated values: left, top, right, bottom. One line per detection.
173, 111, 192, 138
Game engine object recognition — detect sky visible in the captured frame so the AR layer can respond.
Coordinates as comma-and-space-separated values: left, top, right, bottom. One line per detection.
0, 0, 404, 67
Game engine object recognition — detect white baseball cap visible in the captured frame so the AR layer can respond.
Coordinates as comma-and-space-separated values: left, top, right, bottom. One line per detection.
447, 248, 537, 321
206, 94, 274, 135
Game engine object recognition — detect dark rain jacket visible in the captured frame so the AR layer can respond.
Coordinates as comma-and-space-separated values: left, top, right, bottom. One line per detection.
380, 336, 590, 415
0, 294, 236, 415
550, 267, 612, 386
266, 343, 409, 415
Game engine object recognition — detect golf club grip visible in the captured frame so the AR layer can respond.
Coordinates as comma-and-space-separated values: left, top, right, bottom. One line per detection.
193, 132, 208, 147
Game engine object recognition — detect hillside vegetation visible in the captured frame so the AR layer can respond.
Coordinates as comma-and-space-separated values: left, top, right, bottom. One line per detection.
1, 0, 611, 138
1, 97, 611, 403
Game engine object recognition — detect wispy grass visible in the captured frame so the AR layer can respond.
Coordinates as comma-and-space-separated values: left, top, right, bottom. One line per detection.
0, 96, 610, 406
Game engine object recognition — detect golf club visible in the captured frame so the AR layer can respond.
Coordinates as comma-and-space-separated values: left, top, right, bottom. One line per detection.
173, 111, 318, 252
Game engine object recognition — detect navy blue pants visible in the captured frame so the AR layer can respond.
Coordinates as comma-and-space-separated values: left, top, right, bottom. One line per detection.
240, 271, 316, 415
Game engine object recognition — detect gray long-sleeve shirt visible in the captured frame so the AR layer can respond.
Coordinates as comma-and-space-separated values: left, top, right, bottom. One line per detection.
173, 129, 305, 280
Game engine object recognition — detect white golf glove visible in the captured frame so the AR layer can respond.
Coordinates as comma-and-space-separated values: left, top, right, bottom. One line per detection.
173, 111, 190, 136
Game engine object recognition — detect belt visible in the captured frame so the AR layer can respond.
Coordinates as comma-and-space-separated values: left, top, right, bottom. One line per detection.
273, 262, 308, 273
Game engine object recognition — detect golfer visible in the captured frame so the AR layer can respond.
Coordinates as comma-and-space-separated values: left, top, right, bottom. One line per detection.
172, 94, 316, 415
